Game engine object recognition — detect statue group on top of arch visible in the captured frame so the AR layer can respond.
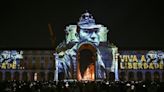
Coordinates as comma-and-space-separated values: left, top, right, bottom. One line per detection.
54, 11, 118, 81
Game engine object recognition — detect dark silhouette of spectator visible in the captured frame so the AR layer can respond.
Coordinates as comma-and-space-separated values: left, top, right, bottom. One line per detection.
1, 80, 164, 92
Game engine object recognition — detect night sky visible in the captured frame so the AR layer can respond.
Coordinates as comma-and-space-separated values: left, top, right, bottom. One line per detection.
0, 0, 163, 50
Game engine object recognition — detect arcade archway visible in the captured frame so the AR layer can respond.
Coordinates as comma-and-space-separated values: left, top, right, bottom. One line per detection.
109, 72, 115, 81
162, 71, 164, 82
48, 72, 54, 80
154, 71, 160, 82
77, 43, 97, 81
0, 72, 2, 81
5, 72, 11, 81
40, 72, 45, 81
14, 72, 20, 80
137, 71, 143, 81
145, 71, 152, 81
128, 72, 134, 81
22, 72, 28, 81
119, 71, 126, 81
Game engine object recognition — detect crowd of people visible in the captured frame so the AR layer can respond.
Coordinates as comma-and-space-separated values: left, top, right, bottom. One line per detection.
0, 80, 164, 92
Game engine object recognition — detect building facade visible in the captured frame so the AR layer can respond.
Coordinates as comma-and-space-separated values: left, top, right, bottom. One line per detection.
0, 50, 55, 81
118, 50, 164, 82
0, 12, 164, 82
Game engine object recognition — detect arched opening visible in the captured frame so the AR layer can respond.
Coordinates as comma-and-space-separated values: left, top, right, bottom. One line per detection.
36, 72, 41, 81
162, 72, 164, 82
77, 43, 97, 81
31, 72, 35, 81
58, 72, 65, 81
13, 72, 20, 80
128, 72, 134, 81
5, 72, 11, 81
0, 72, 3, 81
145, 71, 152, 81
109, 72, 115, 81
137, 71, 143, 81
119, 71, 126, 81
40, 72, 45, 81
48, 72, 54, 80
154, 71, 160, 82
22, 72, 28, 81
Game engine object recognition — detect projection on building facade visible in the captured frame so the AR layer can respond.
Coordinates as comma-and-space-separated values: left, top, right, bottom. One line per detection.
0, 50, 23, 69
54, 11, 119, 81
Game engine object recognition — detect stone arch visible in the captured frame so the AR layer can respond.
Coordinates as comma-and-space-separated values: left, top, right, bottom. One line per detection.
145, 71, 152, 81
162, 71, 164, 82
77, 43, 97, 81
13, 72, 20, 80
0, 72, 2, 81
31, 72, 35, 81
38, 72, 45, 81
22, 72, 28, 81
108, 72, 115, 81
137, 71, 143, 81
35, 72, 41, 81
48, 72, 54, 80
154, 71, 160, 82
5, 72, 11, 80
58, 72, 65, 81
40, 72, 45, 81
40, 60, 45, 69
119, 71, 126, 81
128, 71, 134, 81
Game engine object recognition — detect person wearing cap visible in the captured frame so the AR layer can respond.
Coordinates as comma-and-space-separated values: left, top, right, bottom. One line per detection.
77, 12, 101, 46
56, 11, 106, 80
